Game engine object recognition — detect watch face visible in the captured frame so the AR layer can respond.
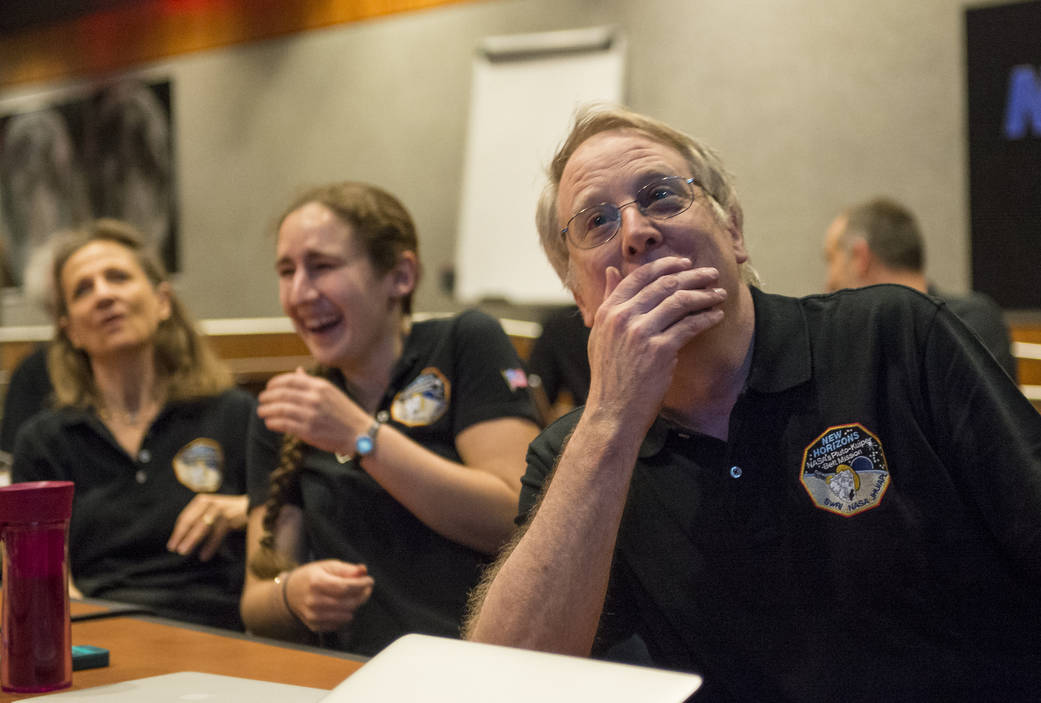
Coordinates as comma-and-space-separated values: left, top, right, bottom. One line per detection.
355, 434, 375, 456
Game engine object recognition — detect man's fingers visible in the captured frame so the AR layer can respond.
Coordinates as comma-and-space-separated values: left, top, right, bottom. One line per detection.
605, 257, 700, 302
625, 267, 721, 313
597, 269, 725, 340
603, 265, 623, 299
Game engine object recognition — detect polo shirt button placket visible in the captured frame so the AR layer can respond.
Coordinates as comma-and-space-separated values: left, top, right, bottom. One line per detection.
136, 448, 151, 484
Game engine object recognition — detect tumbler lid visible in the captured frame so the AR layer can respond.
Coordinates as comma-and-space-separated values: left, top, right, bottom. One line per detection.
0, 481, 74, 524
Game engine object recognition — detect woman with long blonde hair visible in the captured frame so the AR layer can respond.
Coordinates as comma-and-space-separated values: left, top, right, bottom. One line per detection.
12, 219, 255, 630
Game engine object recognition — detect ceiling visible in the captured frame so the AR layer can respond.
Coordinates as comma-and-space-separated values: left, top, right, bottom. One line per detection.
0, 0, 140, 35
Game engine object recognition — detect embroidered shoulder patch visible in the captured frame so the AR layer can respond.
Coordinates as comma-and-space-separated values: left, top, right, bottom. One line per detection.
172, 438, 224, 492
800, 423, 890, 516
391, 367, 450, 426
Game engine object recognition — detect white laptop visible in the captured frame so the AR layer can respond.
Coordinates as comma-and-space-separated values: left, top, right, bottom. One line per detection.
321, 634, 702, 702
21, 634, 702, 702
15, 671, 328, 702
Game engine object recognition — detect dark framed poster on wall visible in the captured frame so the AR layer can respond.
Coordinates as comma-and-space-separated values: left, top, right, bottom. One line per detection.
0, 78, 177, 289
966, 0, 1041, 309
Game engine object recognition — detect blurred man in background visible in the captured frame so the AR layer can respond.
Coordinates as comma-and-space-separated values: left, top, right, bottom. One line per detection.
823, 197, 1017, 380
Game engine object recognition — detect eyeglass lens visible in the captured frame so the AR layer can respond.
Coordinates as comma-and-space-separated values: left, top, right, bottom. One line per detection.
566, 177, 695, 249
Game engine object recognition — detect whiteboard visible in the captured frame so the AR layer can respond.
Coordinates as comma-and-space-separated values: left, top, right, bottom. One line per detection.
455, 27, 626, 305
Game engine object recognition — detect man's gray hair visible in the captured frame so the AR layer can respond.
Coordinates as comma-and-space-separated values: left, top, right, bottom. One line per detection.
535, 104, 759, 288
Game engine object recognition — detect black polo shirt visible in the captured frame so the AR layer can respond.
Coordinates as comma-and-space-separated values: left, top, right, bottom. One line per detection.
247, 309, 538, 656
528, 305, 591, 405
0, 345, 53, 453
927, 284, 1017, 381
12, 388, 255, 630
521, 285, 1041, 702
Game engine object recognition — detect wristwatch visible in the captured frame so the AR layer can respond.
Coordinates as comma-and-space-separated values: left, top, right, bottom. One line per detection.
335, 415, 384, 464
354, 418, 383, 457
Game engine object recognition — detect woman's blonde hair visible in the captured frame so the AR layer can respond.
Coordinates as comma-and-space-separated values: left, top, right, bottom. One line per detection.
48, 218, 232, 408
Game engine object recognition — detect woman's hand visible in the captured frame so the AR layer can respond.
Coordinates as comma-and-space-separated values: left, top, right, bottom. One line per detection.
167, 493, 248, 561
257, 369, 368, 455
282, 560, 374, 632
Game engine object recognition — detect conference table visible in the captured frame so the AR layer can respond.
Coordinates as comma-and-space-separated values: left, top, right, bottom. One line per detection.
0, 599, 366, 701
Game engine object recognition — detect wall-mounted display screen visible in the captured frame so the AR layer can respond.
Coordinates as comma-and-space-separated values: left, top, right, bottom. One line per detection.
966, 0, 1041, 309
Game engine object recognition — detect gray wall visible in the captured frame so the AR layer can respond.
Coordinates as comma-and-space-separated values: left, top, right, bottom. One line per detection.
0, 0, 1012, 325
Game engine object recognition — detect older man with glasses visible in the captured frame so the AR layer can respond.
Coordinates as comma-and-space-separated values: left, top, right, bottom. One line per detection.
464, 105, 1041, 702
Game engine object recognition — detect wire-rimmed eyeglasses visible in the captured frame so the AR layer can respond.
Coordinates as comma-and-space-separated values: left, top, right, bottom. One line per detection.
561, 176, 698, 250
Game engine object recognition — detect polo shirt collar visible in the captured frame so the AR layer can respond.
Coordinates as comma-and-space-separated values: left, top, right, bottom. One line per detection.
390, 334, 423, 391
638, 286, 812, 457
53, 404, 95, 429
326, 327, 421, 410
745, 286, 812, 394
55, 399, 183, 429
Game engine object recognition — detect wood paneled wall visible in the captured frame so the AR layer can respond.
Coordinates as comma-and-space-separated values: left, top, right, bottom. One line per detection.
0, 0, 476, 88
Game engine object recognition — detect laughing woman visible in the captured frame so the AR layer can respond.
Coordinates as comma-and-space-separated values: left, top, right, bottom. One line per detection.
240, 182, 539, 655
11, 219, 255, 630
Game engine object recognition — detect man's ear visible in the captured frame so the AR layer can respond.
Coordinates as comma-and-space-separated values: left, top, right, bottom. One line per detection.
726, 207, 749, 265
572, 284, 596, 327
849, 237, 872, 281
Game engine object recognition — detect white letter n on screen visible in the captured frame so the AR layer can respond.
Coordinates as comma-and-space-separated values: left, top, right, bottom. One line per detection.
1003, 64, 1041, 139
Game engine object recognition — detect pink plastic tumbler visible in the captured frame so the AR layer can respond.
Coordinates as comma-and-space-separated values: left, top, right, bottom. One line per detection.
0, 480, 75, 693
